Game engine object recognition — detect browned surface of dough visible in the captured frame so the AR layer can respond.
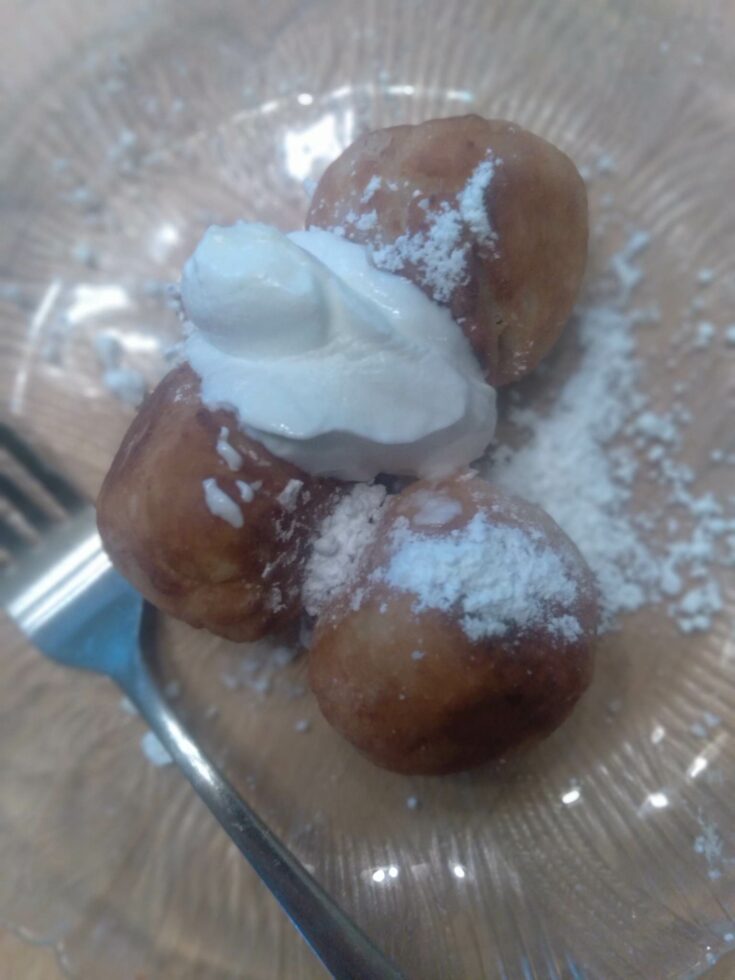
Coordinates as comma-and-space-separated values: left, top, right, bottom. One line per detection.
309, 476, 598, 774
97, 364, 338, 641
308, 115, 588, 386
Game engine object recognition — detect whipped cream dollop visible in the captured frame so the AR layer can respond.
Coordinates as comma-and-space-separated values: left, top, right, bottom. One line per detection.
181, 222, 496, 481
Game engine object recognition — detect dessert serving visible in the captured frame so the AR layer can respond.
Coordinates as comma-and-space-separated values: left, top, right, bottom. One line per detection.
97, 114, 596, 774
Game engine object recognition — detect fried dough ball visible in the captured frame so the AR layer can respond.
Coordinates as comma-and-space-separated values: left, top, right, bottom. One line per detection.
97, 364, 337, 641
309, 476, 597, 774
308, 115, 588, 387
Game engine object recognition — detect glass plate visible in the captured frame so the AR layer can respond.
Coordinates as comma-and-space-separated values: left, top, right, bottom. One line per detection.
1, 1, 734, 977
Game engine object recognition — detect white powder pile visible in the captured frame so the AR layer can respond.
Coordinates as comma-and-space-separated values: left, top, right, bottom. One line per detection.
376, 513, 581, 643
490, 229, 735, 634
491, 299, 659, 626
302, 483, 387, 616
369, 154, 498, 304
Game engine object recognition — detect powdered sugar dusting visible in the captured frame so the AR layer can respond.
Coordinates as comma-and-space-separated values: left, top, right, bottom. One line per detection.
368, 154, 499, 304
303, 484, 387, 616
376, 513, 581, 643
371, 204, 469, 303
492, 300, 657, 625
458, 156, 497, 243
490, 230, 735, 634
354, 209, 378, 231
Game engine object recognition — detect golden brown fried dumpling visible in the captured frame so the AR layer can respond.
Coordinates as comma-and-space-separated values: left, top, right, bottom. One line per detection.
308, 115, 588, 386
97, 364, 337, 641
309, 475, 597, 774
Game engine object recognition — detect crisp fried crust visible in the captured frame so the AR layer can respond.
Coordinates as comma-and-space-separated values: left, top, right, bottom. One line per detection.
309, 476, 597, 774
97, 364, 337, 641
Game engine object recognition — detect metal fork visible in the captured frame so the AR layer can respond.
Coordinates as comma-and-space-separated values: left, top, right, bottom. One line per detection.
0, 420, 404, 980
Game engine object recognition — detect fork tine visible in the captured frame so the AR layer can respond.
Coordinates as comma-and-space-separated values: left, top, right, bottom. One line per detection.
0, 472, 56, 531
0, 421, 85, 513
0, 425, 405, 980
0, 515, 29, 556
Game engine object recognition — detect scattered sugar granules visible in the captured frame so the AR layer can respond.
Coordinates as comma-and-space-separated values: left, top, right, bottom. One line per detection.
693, 321, 716, 350
491, 298, 658, 626
490, 229, 735, 634
694, 813, 725, 880
140, 731, 173, 767
219, 644, 301, 698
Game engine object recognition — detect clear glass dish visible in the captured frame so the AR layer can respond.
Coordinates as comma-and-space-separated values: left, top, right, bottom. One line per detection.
1, 0, 734, 976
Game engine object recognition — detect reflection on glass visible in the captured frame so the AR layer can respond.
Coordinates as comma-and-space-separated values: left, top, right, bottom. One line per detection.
688, 755, 708, 778
11, 278, 63, 411
561, 788, 581, 805
445, 88, 475, 103
66, 284, 131, 325
115, 330, 163, 354
284, 111, 355, 182
371, 865, 399, 883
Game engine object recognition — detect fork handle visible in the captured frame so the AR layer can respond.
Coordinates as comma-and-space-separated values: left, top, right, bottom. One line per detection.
121, 655, 405, 980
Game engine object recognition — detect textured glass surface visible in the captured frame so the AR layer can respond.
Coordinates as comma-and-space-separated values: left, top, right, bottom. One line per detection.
1, 1, 734, 977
